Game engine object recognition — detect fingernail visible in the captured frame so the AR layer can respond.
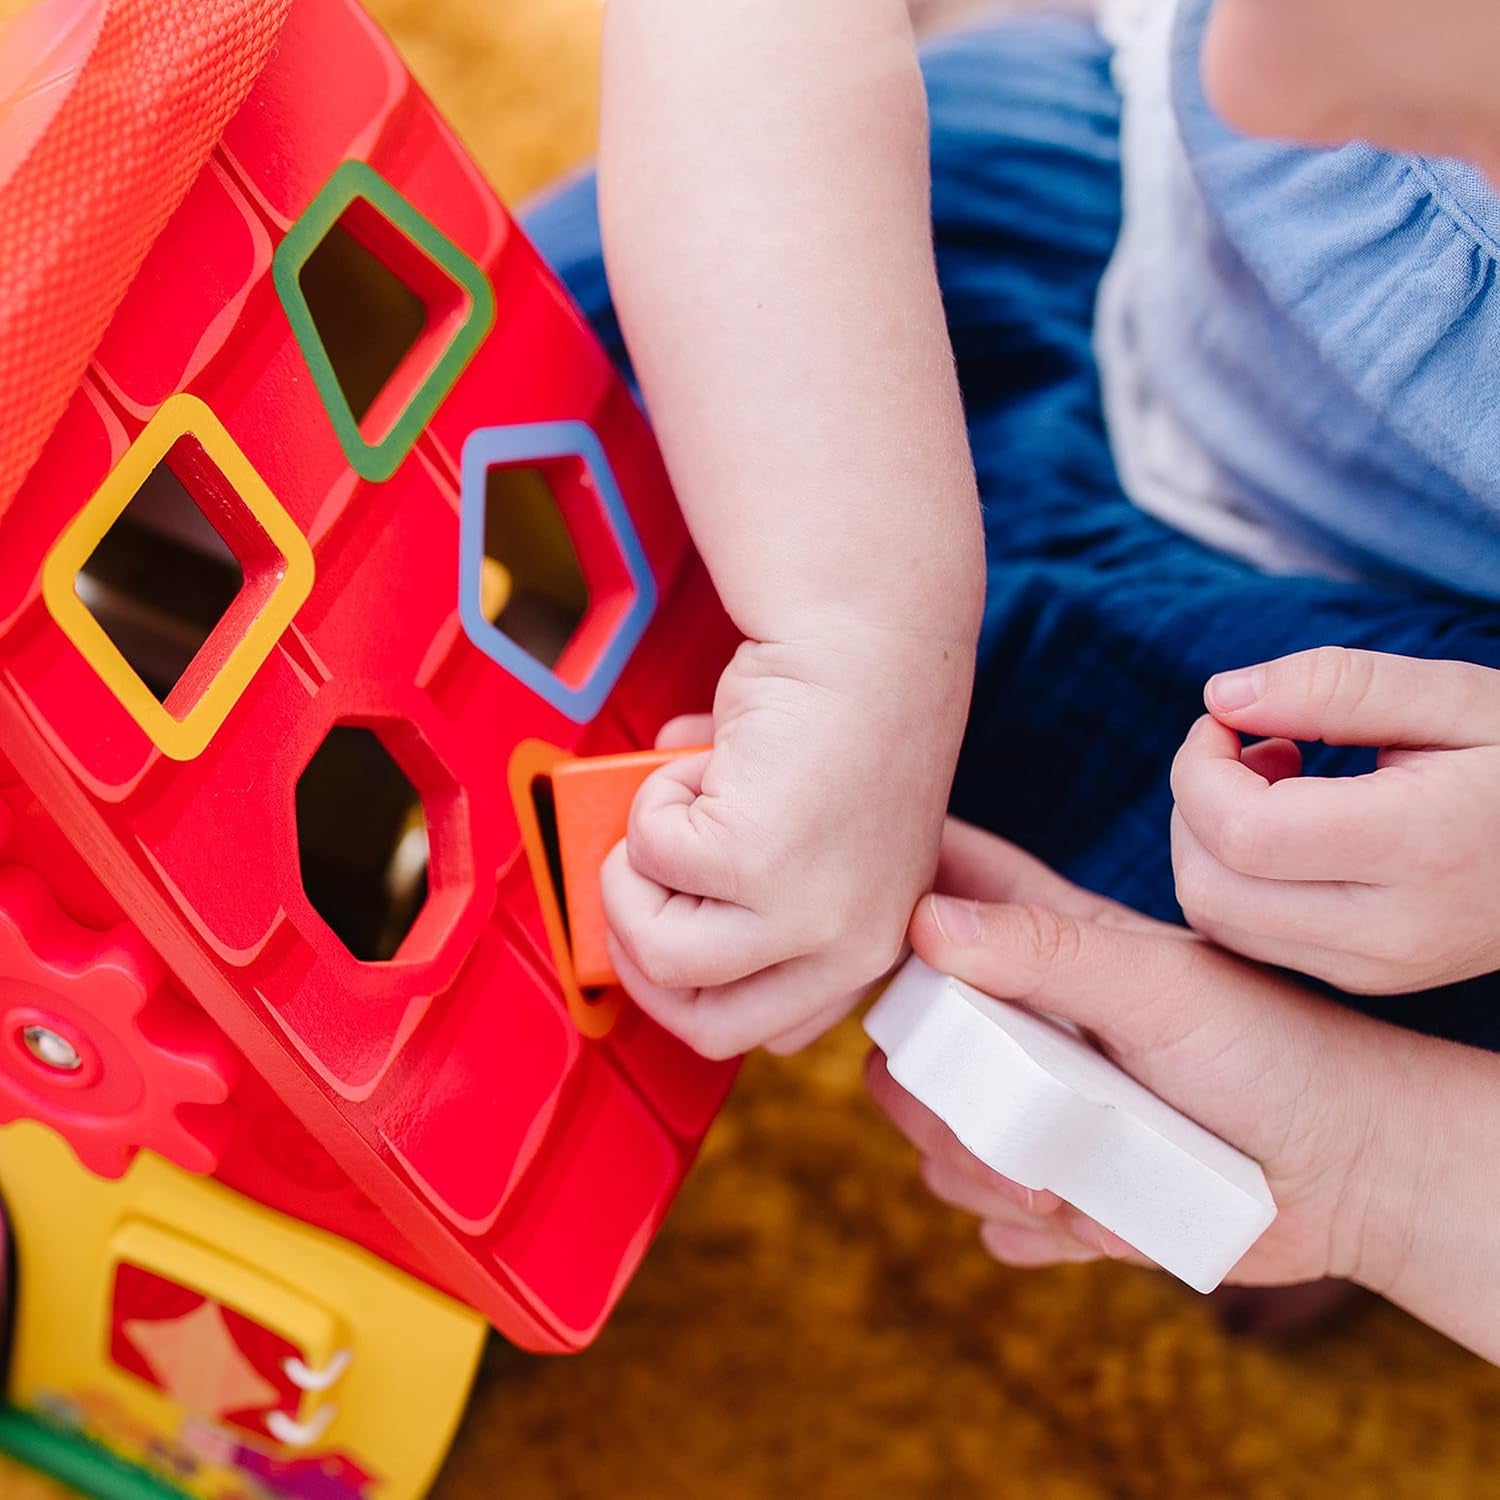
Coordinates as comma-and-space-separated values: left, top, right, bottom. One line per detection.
1207, 667, 1264, 713
928, 894, 983, 946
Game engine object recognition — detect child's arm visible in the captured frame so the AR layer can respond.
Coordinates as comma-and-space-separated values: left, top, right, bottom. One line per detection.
596, 1, 985, 1056
870, 820, 1500, 1366
1169, 648, 1500, 994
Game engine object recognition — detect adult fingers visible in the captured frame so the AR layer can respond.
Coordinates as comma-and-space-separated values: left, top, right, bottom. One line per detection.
979, 1220, 1103, 1268
864, 1051, 1064, 1215
934, 818, 1151, 930
921, 1155, 1061, 1223
908, 891, 1212, 1050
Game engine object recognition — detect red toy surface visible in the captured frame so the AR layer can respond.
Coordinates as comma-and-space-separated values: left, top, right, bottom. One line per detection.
0, 0, 740, 1353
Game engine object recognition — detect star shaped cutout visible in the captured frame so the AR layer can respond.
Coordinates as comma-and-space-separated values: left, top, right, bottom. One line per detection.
124, 1300, 281, 1420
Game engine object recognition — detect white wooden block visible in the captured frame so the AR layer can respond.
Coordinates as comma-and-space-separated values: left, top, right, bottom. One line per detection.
864, 957, 1276, 1293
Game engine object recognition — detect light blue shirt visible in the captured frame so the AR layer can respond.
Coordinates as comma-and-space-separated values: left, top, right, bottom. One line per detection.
1122, 0, 1500, 603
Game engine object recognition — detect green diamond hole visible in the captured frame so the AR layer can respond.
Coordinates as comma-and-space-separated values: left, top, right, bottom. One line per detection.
274, 161, 495, 483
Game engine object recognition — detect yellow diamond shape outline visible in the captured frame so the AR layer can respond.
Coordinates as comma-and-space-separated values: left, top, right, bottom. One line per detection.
42, 394, 316, 763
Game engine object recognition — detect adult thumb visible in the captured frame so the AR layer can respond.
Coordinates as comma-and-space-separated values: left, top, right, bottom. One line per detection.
909, 894, 1205, 1057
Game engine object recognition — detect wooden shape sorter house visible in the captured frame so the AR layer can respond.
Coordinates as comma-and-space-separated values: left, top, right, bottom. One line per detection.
0, 1, 741, 1495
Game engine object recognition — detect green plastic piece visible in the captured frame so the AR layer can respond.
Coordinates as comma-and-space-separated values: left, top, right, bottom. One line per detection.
273, 159, 496, 483
0, 1406, 187, 1500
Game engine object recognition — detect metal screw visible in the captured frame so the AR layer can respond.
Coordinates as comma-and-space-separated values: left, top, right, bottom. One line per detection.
22, 1025, 82, 1073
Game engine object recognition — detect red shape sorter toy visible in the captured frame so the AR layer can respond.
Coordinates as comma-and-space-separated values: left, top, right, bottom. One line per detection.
0, 0, 741, 1490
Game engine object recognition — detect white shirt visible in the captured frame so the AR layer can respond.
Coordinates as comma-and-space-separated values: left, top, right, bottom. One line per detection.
1092, 0, 1352, 577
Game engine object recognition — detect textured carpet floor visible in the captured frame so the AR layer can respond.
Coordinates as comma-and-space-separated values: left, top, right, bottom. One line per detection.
6, 1, 1500, 1497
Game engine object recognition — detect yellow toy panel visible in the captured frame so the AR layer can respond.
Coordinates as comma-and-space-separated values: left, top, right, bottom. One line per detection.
0, 1122, 486, 1500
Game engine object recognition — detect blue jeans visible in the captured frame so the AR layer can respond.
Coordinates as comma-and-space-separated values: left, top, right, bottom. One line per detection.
524, 18, 1500, 1048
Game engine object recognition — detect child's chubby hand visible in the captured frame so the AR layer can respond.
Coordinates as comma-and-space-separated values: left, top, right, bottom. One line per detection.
1171, 647, 1500, 995
600, 624, 972, 1060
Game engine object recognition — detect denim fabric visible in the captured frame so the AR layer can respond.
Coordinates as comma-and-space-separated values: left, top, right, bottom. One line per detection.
523, 18, 1500, 1048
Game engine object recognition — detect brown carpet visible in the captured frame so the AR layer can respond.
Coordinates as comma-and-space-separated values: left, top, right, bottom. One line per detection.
444, 1030, 1500, 1499
6, 2, 1500, 1496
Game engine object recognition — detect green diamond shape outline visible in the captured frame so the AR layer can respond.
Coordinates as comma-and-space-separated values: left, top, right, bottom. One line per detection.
273, 159, 496, 483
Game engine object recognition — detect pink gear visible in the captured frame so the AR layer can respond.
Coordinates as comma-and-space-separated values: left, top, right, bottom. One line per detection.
0, 864, 238, 1178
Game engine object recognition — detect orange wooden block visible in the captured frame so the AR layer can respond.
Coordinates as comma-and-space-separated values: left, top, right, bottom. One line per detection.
551, 747, 704, 990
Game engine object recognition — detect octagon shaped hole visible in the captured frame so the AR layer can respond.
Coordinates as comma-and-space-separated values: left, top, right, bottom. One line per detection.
295, 726, 431, 962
